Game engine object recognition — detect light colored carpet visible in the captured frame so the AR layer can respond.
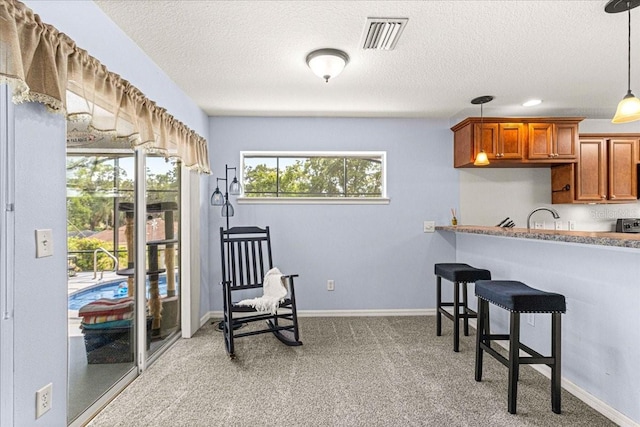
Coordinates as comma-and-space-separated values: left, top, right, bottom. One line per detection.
87, 316, 615, 427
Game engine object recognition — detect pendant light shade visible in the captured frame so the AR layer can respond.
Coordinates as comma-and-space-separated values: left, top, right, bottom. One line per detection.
471, 95, 494, 166
612, 90, 640, 123
606, 0, 640, 123
211, 186, 224, 206
473, 150, 490, 166
306, 49, 349, 82
229, 176, 242, 195
221, 200, 234, 217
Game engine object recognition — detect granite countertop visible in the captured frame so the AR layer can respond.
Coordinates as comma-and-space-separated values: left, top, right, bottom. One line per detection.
436, 225, 640, 249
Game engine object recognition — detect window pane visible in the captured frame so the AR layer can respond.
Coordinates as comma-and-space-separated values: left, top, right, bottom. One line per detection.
241, 152, 385, 199
244, 157, 277, 197
346, 157, 382, 197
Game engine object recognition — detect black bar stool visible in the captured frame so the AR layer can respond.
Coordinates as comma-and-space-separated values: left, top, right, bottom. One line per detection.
434, 263, 491, 352
474, 280, 566, 414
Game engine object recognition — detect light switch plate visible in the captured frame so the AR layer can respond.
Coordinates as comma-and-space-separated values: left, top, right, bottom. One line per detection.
35, 229, 53, 258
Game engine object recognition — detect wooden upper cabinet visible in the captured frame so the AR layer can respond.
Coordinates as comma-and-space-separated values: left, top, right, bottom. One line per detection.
451, 117, 583, 167
608, 138, 637, 201
498, 123, 525, 159
474, 122, 499, 159
575, 138, 607, 202
473, 123, 523, 160
527, 122, 578, 160
575, 135, 637, 203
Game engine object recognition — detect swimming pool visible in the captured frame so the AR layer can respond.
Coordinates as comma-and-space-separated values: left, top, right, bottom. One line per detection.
68, 275, 178, 310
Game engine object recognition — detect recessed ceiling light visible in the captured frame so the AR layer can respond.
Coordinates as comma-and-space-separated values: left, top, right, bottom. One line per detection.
522, 99, 542, 107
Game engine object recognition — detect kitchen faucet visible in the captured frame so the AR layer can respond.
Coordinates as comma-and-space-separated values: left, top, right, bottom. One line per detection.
527, 207, 560, 231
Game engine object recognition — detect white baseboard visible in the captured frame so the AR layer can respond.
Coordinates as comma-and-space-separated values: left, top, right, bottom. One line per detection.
199, 310, 637, 426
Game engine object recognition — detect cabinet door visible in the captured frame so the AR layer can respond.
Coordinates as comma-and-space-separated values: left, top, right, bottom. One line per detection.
576, 138, 607, 202
554, 123, 578, 159
528, 122, 577, 160
474, 123, 499, 159
528, 123, 554, 159
608, 138, 637, 201
498, 123, 524, 159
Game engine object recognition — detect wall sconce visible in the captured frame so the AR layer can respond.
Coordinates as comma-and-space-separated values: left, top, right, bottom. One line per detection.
306, 48, 350, 83
211, 164, 242, 229
606, 0, 640, 123
471, 95, 494, 166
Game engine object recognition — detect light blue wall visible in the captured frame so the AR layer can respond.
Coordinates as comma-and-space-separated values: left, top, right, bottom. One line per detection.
9, 99, 68, 426
206, 117, 459, 313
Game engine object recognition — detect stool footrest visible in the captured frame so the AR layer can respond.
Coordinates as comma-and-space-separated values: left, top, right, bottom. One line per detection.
480, 343, 509, 368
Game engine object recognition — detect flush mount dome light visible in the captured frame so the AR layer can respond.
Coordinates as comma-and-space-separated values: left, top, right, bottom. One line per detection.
306, 48, 349, 83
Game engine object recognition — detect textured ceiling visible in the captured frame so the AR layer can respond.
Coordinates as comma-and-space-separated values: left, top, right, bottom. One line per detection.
94, 1, 639, 120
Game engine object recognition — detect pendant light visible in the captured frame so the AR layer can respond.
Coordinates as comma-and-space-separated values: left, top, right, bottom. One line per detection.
471, 95, 494, 166
606, 0, 640, 123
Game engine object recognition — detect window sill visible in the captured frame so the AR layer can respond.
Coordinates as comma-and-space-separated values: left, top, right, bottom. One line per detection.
236, 197, 390, 205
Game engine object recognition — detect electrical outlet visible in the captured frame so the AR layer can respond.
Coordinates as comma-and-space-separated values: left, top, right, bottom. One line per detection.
36, 383, 52, 419
554, 220, 562, 230
568, 220, 576, 231
423, 221, 435, 233
327, 280, 335, 291
526, 313, 535, 327
534, 222, 544, 229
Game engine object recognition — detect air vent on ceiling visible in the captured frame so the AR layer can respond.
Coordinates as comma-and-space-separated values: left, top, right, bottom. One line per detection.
362, 17, 408, 50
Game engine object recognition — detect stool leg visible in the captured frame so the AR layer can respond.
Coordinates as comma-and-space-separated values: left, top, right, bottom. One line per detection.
508, 312, 521, 414
475, 298, 486, 382
462, 282, 470, 336
436, 276, 442, 336
552, 313, 562, 414
453, 280, 460, 352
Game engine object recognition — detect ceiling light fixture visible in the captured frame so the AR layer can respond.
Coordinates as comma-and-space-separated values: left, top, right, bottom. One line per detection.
471, 95, 494, 166
522, 99, 542, 107
606, 0, 640, 123
306, 48, 349, 83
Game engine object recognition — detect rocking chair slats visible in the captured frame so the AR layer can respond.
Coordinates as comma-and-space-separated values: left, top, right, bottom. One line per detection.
219, 226, 302, 357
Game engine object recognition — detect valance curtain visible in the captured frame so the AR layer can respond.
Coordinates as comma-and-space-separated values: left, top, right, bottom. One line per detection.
0, 0, 210, 173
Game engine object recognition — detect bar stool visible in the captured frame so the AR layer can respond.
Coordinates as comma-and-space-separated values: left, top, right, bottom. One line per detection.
474, 280, 566, 414
434, 263, 491, 352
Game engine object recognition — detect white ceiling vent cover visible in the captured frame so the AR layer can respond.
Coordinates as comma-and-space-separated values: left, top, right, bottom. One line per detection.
362, 18, 408, 50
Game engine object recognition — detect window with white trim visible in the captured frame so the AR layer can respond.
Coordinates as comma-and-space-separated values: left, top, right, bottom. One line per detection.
239, 151, 387, 203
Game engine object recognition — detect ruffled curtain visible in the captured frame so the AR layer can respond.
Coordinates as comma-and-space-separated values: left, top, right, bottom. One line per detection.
0, 0, 210, 173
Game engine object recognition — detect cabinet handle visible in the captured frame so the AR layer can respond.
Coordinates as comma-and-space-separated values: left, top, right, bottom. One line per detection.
611, 195, 616, 199
602, 195, 607, 199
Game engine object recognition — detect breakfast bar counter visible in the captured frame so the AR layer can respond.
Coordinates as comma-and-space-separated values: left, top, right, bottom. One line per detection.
436, 225, 640, 249
436, 225, 640, 425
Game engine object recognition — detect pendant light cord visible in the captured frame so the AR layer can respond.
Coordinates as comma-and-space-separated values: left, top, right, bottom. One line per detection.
628, 2, 632, 93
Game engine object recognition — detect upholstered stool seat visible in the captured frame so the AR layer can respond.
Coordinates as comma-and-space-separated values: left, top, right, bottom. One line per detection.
434, 263, 491, 352
474, 280, 566, 414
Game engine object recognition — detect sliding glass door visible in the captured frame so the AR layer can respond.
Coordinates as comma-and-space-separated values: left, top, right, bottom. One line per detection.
66, 151, 138, 424
66, 144, 181, 424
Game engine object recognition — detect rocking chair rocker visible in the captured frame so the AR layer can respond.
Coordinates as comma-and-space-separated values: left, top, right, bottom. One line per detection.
219, 226, 302, 357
